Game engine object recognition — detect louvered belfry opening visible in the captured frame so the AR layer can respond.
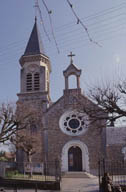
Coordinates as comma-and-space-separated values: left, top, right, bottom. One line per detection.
26, 73, 32, 91
34, 73, 40, 91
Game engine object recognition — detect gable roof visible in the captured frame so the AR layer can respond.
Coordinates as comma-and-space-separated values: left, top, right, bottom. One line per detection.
63, 64, 81, 77
45, 91, 96, 116
24, 18, 44, 56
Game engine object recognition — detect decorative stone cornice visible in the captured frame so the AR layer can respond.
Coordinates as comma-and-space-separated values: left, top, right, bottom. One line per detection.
64, 88, 81, 95
17, 91, 50, 101
19, 54, 51, 72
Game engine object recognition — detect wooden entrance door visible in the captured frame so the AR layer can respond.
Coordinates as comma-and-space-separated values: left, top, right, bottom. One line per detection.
68, 146, 82, 171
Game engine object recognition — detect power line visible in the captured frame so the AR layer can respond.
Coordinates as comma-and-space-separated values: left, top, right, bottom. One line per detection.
55, 2, 126, 31
0, 2, 125, 52
0, 11, 125, 55
0, 2, 125, 58
54, 15, 126, 43
49, 31, 126, 55
35, 0, 50, 41
0, 23, 126, 64
0, 19, 125, 59
66, 0, 102, 47
47, 27, 126, 53
59, 26, 126, 50
41, 0, 60, 53
0, 14, 125, 57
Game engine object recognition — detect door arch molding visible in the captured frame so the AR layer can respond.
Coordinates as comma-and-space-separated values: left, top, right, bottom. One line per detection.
61, 140, 89, 172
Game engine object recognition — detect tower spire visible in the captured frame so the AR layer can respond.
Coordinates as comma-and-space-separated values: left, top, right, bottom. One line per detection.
24, 19, 44, 56
35, 16, 37, 22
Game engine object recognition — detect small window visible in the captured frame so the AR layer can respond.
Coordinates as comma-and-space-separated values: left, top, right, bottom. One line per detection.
34, 73, 40, 91
26, 73, 32, 91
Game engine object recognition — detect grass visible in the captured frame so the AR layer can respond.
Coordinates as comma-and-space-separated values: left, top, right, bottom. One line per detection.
5, 170, 55, 181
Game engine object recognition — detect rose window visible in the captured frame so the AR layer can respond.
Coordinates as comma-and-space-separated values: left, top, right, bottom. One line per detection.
59, 111, 89, 136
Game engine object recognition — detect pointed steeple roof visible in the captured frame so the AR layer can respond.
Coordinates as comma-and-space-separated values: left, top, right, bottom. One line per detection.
24, 18, 44, 56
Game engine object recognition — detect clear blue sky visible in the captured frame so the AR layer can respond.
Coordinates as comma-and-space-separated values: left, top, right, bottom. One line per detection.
0, 0, 126, 103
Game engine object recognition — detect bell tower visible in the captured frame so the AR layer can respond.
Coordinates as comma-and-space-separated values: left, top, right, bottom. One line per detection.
63, 52, 81, 91
17, 18, 51, 108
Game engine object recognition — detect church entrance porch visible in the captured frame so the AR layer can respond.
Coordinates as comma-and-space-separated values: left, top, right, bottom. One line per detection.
61, 140, 89, 172
68, 146, 82, 171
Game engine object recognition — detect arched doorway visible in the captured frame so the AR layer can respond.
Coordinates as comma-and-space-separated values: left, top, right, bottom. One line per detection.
61, 140, 89, 172
68, 146, 82, 171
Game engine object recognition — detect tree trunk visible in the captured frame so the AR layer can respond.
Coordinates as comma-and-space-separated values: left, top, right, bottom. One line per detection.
27, 153, 32, 177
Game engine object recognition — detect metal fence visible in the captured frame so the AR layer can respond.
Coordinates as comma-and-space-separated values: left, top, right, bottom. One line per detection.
0, 160, 61, 182
98, 159, 126, 190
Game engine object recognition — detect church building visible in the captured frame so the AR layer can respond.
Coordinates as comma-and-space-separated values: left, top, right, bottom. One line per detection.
17, 18, 107, 175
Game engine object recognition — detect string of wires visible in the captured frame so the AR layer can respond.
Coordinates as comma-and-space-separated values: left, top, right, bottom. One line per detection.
66, 0, 102, 47
0, 2, 125, 54
41, 0, 60, 53
0, 1, 126, 57
0, 22, 126, 65
35, 0, 50, 41
36, 0, 102, 52
55, 2, 126, 31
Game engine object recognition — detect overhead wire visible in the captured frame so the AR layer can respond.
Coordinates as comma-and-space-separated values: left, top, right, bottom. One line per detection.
0, 2, 125, 52
66, 0, 102, 47
36, 2, 126, 50
41, 0, 60, 53
0, 19, 126, 59
1, 1, 126, 100
0, 2, 126, 58
45, 29, 126, 55
35, 0, 50, 42
0, 11, 125, 55
55, 2, 126, 31
1, 28, 126, 68
55, 14, 126, 43
1, 32, 126, 70
65, 31, 126, 54
0, 15, 125, 58
1, 21, 126, 63
58, 25, 126, 50
40, 19, 126, 51
46, 23, 126, 52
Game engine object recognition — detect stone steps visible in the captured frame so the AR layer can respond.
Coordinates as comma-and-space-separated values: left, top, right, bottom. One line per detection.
62, 172, 97, 178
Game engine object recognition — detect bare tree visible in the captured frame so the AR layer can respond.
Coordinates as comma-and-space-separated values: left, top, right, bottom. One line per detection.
11, 131, 40, 163
87, 81, 126, 126
0, 103, 40, 144
0, 103, 20, 143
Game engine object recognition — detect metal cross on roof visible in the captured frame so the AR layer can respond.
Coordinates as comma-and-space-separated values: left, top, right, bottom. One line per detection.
68, 52, 75, 64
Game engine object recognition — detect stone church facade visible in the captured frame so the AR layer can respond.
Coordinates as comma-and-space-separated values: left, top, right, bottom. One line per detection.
17, 18, 125, 175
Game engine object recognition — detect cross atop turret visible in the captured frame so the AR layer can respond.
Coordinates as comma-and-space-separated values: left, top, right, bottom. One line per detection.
68, 52, 75, 64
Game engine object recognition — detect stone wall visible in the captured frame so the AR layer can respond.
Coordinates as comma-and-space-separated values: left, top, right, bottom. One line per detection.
45, 90, 105, 173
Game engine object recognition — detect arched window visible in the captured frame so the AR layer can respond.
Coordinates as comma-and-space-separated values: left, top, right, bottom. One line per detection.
68, 75, 77, 89
26, 73, 32, 91
34, 73, 40, 91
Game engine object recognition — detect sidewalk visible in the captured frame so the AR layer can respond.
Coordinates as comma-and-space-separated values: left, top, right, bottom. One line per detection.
61, 177, 99, 192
